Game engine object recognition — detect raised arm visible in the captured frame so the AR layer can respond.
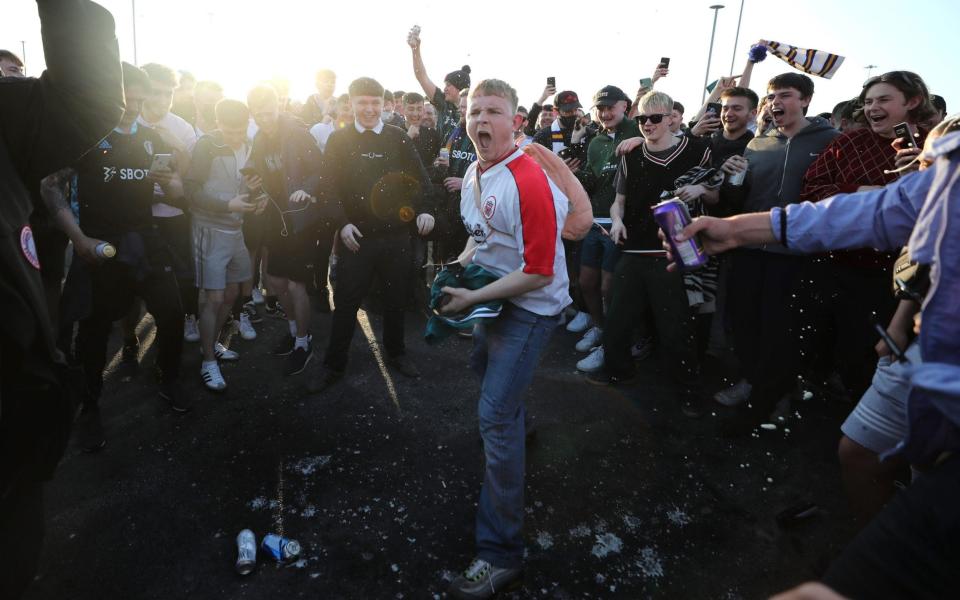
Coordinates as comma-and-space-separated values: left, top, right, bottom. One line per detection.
408, 28, 439, 101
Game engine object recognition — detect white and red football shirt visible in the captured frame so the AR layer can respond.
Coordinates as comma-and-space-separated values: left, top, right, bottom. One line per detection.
460, 148, 571, 316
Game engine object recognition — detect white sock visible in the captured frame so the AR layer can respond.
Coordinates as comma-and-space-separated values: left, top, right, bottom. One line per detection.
201, 359, 217, 369
288, 319, 297, 337
294, 335, 310, 350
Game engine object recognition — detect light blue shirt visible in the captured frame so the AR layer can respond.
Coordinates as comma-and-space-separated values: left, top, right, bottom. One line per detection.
770, 131, 960, 463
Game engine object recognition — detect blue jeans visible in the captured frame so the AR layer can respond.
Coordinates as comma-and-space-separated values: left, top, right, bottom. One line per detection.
470, 302, 559, 568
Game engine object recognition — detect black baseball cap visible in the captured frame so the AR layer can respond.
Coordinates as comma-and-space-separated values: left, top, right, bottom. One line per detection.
554, 90, 582, 112
593, 85, 630, 107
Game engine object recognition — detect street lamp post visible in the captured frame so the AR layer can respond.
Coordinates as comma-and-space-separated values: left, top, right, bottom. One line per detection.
729, 0, 744, 75
702, 4, 725, 104
132, 0, 138, 65
20, 41, 26, 76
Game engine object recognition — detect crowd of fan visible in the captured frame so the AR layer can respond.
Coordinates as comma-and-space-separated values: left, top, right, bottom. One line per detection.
2, 18, 958, 599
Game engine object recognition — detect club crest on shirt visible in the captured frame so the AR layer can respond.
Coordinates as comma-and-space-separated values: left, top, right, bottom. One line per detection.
144, 140, 154, 156
482, 195, 497, 220
20, 225, 40, 270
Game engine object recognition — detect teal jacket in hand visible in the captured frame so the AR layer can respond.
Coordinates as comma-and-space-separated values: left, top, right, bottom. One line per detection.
425, 264, 502, 344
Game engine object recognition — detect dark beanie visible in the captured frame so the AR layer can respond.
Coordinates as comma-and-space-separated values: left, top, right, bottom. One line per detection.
444, 65, 472, 91
348, 77, 384, 98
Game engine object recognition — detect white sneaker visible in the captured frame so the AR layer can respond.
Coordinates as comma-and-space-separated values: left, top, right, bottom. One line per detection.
214, 342, 239, 361
631, 337, 654, 361
566, 311, 592, 333
251, 287, 265, 305
238, 312, 257, 341
183, 314, 200, 342
200, 361, 226, 391
575, 326, 603, 352
577, 346, 604, 373
714, 378, 752, 407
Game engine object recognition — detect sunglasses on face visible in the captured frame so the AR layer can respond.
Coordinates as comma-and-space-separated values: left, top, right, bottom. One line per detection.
638, 113, 670, 125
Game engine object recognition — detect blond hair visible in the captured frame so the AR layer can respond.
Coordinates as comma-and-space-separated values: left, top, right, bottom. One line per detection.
469, 79, 519, 114
638, 90, 673, 115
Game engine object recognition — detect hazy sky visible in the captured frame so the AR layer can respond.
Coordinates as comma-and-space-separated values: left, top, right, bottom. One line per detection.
4, 0, 958, 117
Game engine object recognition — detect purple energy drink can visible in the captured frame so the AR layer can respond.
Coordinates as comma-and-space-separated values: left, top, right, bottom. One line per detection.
652, 199, 708, 270
261, 533, 302, 563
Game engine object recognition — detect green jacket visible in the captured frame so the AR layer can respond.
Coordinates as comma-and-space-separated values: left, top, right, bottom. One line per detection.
578, 117, 641, 219
425, 264, 502, 344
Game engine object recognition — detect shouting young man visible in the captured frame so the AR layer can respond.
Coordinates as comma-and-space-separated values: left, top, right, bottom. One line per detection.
440, 79, 571, 599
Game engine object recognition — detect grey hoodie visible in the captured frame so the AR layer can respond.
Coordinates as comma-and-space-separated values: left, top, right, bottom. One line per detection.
186, 130, 250, 230
736, 116, 839, 253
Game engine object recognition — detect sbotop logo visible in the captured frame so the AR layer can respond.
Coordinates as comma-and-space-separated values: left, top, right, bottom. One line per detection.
103, 166, 149, 183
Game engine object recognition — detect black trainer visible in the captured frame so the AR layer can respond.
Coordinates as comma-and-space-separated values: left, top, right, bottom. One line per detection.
243, 302, 263, 324
386, 354, 420, 378
284, 343, 313, 376
585, 370, 637, 386
158, 380, 193, 413
264, 296, 278, 314
272, 335, 296, 356
307, 366, 344, 393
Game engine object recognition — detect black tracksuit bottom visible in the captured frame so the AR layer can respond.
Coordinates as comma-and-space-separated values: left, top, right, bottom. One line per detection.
77, 255, 183, 406
727, 249, 804, 413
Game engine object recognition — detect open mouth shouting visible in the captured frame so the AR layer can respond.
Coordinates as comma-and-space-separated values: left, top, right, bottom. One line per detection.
770, 107, 786, 121
867, 111, 887, 129
476, 130, 493, 151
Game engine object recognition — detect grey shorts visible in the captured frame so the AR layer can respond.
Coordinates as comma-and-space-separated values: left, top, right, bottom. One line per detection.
840, 341, 921, 454
193, 224, 252, 290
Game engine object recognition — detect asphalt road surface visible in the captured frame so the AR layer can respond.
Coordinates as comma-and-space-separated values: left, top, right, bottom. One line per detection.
25, 300, 857, 599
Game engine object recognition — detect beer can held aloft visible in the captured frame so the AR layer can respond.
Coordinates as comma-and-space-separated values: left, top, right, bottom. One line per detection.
726, 159, 748, 186
236, 529, 256, 575
95, 242, 116, 259
261, 533, 301, 563
652, 199, 708, 271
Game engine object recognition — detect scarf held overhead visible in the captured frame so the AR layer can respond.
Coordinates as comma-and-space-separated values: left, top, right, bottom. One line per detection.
757, 40, 845, 79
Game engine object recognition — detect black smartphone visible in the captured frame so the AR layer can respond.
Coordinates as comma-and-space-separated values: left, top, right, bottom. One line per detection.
557, 147, 573, 160
547, 76, 556, 88
893, 122, 918, 149
872, 320, 909, 363
659, 57, 670, 69
706, 102, 722, 118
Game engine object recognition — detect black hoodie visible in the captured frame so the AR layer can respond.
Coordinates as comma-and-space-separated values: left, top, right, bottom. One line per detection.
724, 117, 838, 253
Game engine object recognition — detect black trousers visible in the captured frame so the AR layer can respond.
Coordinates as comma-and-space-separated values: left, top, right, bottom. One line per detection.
824, 453, 960, 599
602, 255, 701, 395
154, 214, 198, 315
77, 260, 183, 406
324, 232, 410, 372
727, 249, 805, 411
793, 257, 898, 400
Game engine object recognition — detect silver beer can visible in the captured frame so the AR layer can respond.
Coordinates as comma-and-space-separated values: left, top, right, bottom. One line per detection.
236, 529, 256, 575
727, 158, 748, 186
